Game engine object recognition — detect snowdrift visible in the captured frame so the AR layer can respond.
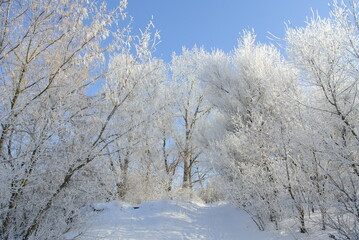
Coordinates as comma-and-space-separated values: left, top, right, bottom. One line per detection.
64, 200, 331, 240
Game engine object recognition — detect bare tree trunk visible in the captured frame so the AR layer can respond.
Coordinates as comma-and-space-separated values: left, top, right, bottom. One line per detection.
118, 154, 129, 200
182, 149, 190, 189
297, 205, 307, 233
312, 151, 327, 230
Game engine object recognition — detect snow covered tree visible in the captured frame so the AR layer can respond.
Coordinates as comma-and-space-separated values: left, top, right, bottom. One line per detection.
201, 32, 302, 231
170, 47, 211, 190
0, 0, 163, 239
286, 0, 359, 238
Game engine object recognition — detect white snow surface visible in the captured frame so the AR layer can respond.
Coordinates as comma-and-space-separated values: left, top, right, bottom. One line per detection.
64, 200, 332, 240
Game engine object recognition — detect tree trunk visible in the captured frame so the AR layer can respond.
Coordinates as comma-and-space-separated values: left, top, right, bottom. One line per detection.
182, 150, 190, 189
118, 154, 129, 199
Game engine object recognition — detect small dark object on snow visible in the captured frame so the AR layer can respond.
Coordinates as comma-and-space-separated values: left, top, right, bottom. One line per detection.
133, 206, 140, 209
91, 205, 104, 212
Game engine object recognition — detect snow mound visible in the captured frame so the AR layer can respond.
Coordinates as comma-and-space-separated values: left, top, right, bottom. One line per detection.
91, 201, 132, 212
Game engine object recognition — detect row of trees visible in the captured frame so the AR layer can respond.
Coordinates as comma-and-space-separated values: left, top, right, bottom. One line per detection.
1, 0, 358, 239
0, 1, 210, 239
197, 1, 359, 239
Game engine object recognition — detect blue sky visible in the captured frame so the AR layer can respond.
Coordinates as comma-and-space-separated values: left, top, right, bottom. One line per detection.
108, 0, 331, 61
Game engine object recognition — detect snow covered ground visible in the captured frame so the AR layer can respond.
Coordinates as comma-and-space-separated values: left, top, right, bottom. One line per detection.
64, 200, 333, 240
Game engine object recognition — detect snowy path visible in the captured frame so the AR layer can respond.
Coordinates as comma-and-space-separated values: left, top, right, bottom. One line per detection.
65, 200, 329, 240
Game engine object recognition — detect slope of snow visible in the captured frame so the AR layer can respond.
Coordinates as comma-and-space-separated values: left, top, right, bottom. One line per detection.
64, 200, 332, 240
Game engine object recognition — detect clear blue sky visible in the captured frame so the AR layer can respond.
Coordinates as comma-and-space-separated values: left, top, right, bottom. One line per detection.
108, 0, 331, 61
